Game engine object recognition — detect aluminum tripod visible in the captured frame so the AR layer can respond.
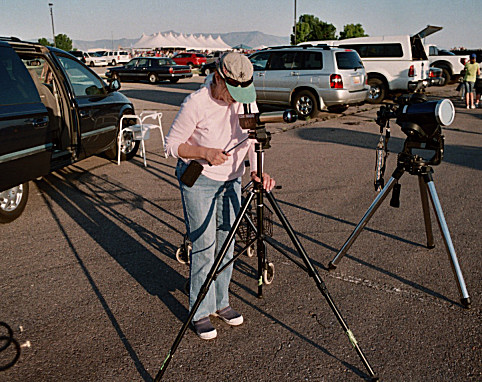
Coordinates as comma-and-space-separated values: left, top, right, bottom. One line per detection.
329, 150, 471, 309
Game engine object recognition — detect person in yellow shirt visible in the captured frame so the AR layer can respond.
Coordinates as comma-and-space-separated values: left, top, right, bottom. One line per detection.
463, 53, 480, 109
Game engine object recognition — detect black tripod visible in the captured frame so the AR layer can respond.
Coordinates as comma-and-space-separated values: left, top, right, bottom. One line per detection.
155, 121, 378, 381
328, 137, 471, 309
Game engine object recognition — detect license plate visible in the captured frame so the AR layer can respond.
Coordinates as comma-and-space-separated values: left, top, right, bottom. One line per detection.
353, 76, 361, 84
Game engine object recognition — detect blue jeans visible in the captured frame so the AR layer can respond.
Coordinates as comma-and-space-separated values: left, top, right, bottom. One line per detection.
176, 160, 241, 322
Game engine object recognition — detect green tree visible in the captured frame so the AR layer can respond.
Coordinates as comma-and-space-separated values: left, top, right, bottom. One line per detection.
37, 34, 72, 51
38, 37, 52, 46
339, 24, 368, 40
54, 34, 72, 51
291, 14, 337, 45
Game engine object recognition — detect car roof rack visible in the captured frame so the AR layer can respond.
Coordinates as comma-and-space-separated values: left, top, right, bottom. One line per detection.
263, 44, 335, 51
0, 36, 23, 42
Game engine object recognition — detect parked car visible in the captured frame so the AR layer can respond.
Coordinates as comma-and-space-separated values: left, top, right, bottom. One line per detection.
103, 50, 132, 66
200, 60, 217, 76
172, 52, 207, 68
105, 57, 192, 83
0, 37, 138, 223
205, 51, 225, 64
248, 45, 369, 118
68, 50, 108, 67
426, 44, 469, 85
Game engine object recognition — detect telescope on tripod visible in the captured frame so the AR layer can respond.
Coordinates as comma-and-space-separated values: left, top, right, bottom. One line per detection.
156, 108, 379, 381
329, 93, 471, 309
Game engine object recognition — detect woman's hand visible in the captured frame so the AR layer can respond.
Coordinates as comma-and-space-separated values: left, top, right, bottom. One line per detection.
204, 148, 230, 165
251, 171, 276, 192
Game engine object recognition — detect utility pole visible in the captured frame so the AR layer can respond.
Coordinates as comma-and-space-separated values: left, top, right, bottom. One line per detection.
49, 3, 56, 47
293, 0, 297, 45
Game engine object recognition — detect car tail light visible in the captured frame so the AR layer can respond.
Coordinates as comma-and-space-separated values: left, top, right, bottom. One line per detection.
330, 74, 343, 89
408, 65, 415, 77
169, 67, 173, 74
460, 57, 467, 65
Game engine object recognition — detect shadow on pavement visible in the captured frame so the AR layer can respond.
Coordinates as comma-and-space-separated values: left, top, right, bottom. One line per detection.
121, 89, 191, 107
273, 198, 461, 307
35, 165, 188, 382
296, 127, 482, 171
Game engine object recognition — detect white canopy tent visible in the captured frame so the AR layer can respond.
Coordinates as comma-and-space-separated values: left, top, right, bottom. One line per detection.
133, 32, 231, 51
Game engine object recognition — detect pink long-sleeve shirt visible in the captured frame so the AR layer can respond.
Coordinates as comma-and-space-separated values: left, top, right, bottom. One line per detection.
165, 85, 258, 182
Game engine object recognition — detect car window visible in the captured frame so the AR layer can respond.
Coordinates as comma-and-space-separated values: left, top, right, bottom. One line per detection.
300, 51, 323, 69
336, 51, 364, 69
249, 52, 270, 71
339, 43, 403, 58
0, 46, 41, 106
137, 58, 149, 68
56, 55, 106, 96
125, 59, 137, 68
267, 51, 299, 70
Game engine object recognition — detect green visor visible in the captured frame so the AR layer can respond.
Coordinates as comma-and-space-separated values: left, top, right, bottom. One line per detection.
224, 79, 256, 104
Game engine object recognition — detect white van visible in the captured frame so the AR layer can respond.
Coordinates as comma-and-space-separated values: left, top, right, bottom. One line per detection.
103, 50, 131, 66
300, 32, 432, 103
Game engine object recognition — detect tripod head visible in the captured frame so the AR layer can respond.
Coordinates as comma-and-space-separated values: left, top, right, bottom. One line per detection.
239, 110, 298, 149
376, 94, 454, 167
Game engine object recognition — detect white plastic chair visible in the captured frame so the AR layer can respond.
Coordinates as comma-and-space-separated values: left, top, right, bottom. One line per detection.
117, 111, 167, 167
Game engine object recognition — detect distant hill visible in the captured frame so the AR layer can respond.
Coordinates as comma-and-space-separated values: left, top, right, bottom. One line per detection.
73, 31, 289, 51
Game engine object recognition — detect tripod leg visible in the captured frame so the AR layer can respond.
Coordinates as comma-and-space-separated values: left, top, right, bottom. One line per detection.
329, 175, 399, 269
155, 191, 256, 381
266, 192, 378, 380
418, 175, 435, 248
423, 174, 471, 308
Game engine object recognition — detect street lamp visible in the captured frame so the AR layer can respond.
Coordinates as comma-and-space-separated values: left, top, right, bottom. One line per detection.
49, 3, 56, 47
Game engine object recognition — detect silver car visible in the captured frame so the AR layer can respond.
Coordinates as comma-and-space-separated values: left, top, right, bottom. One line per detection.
249, 46, 369, 118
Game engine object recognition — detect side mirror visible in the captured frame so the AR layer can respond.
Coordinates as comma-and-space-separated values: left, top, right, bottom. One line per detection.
108, 79, 121, 92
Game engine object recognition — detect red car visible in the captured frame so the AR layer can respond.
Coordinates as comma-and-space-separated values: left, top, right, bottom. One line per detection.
172, 52, 206, 68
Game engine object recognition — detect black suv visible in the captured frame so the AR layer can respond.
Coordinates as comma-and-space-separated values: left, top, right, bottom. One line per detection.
0, 37, 139, 223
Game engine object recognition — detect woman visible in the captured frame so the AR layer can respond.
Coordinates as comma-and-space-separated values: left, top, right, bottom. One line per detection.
165, 52, 275, 340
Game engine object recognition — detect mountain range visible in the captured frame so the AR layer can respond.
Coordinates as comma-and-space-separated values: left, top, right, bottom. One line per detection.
73, 30, 289, 51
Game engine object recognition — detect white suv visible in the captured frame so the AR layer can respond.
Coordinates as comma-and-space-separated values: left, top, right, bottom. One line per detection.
103, 50, 131, 66
301, 32, 439, 103
249, 46, 369, 118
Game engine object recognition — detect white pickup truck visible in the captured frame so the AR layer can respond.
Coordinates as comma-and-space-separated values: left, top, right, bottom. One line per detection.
426, 44, 470, 85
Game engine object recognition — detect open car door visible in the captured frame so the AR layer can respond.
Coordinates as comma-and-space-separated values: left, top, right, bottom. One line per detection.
0, 43, 52, 192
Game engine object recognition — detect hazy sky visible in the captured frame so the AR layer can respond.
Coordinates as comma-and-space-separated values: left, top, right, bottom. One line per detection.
1, 0, 480, 49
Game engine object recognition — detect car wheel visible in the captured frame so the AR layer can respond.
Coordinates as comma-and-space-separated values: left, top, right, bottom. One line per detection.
367, 77, 386, 104
111, 60, 116, 66
440, 68, 450, 86
90, 61, 95, 67
104, 114, 140, 161
204, 68, 211, 75
187, 62, 194, 69
170, 78, 179, 83
0, 183, 29, 224
148, 73, 158, 84
292, 90, 318, 119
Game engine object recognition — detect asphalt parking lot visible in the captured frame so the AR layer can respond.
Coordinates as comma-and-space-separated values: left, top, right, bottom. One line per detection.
1, 75, 480, 381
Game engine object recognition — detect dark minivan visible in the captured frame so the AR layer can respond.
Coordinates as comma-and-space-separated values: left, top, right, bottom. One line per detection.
0, 37, 139, 223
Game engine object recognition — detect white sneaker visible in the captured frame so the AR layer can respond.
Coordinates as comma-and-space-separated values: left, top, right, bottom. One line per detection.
471, 105, 476, 109
214, 306, 244, 326
193, 317, 217, 340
